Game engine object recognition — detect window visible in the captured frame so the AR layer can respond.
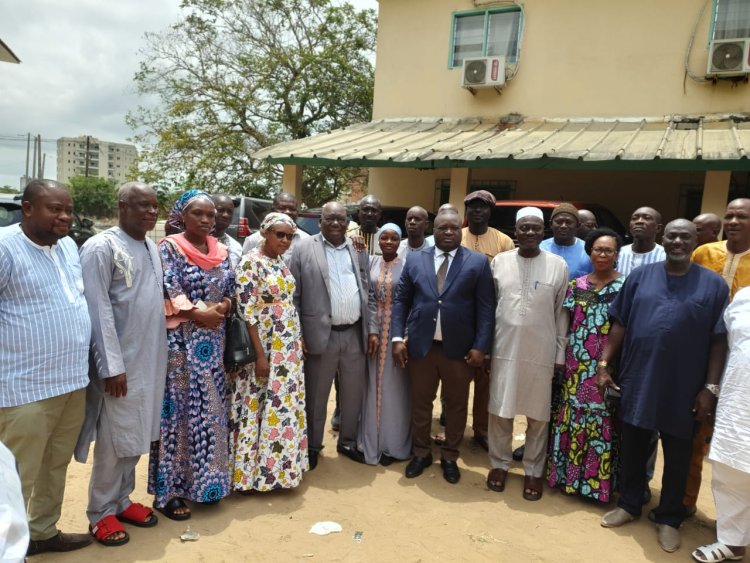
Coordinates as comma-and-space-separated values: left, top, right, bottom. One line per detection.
712, 0, 750, 39
450, 7, 522, 68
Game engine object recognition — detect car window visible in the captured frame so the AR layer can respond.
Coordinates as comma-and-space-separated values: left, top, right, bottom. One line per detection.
0, 204, 22, 228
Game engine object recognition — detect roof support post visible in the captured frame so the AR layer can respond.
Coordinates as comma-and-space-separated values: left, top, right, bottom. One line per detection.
700, 170, 731, 234
281, 163, 304, 203
449, 167, 471, 219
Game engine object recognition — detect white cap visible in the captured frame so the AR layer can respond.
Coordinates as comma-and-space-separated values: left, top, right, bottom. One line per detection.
516, 206, 544, 223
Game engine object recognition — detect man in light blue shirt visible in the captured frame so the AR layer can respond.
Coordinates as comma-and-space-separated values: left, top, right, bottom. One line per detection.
0, 180, 92, 556
540, 203, 593, 280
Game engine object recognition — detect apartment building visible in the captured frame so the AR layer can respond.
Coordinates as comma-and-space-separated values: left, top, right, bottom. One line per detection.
56, 135, 137, 185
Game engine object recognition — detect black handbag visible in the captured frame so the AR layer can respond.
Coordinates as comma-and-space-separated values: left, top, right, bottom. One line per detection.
224, 301, 256, 370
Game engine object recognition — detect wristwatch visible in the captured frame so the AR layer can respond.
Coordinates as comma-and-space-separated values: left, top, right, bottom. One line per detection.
704, 383, 720, 397
598, 360, 613, 374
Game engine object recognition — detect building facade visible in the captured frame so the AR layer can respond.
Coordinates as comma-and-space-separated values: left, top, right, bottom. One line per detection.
255, 0, 750, 225
56, 136, 137, 185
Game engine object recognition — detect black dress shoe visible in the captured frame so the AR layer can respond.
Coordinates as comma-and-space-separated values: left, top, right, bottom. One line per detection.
512, 444, 525, 461
405, 455, 433, 478
379, 454, 396, 466
337, 445, 365, 464
473, 435, 489, 452
440, 459, 461, 484
27, 531, 92, 556
308, 450, 319, 471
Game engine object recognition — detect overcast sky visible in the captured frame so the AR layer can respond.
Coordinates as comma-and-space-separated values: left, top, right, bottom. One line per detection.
0, 0, 378, 189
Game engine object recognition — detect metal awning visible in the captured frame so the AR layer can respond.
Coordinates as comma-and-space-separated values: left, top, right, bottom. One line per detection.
253, 115, 750, 171
0, 38, 21, 64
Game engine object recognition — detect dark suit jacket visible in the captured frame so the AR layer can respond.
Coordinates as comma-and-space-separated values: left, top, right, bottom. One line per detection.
391, 245, 495, 360
288, 233, 376, 356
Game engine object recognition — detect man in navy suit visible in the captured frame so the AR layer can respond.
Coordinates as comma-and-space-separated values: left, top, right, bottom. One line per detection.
392, 210, 495, 484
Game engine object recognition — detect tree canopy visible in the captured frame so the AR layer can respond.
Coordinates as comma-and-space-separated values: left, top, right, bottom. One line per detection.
68, 176, 118, 217
127, 0, 376, 206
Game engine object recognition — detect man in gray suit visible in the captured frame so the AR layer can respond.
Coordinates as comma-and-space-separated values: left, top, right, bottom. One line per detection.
288, 202, 378, 470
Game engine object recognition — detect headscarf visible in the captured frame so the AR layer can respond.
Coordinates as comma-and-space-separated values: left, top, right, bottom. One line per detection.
376, 222, 402, 240
516, 206, 544, 223
260, 212, 297, 235
165, 189, 215, 234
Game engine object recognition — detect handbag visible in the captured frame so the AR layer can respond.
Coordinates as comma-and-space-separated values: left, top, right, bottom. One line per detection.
224, 300, 256, 370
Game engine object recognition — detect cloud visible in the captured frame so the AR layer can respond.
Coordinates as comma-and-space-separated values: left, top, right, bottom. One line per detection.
0, 0, 377, 189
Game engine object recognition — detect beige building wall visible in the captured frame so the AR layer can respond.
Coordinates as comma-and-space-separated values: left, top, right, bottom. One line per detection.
56, 136, 137, 185
373, 0, 747, 120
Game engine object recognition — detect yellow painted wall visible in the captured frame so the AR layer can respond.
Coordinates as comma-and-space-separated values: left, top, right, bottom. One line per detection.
373, 0, 748, 120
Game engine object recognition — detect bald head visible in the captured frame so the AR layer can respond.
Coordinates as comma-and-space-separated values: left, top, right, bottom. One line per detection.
320, 201, 348, 245
437, 203, 458, 215
577, 209, 598, 239
272, 192, 299, 221
358, 195, 382, 233
663, 219, 697, 265
118, 181, 155, 203
692, 212, 722, 246
405, 205, 429, 242
22, 179, 67, 205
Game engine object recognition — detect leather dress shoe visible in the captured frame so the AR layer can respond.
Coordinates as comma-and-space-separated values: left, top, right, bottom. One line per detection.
27, 531, 92, 556
601, 507, 638, 528
512, 444, 525, 461
405, 455, 433, 478
337, 445, 365, 464
440, 459, 461, 484
656, 524, 681, 552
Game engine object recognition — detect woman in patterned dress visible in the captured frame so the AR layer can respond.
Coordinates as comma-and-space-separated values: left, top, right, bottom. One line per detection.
149, 190, 235, 520
229, 212, 308, 492
546, 228, 624, 502
358, 223, 412, 465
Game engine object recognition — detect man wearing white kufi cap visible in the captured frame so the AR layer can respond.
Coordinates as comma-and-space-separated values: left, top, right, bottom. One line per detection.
486, 206, 569, 501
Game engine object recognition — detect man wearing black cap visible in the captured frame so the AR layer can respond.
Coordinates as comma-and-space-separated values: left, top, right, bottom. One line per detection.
461, 190, 514, 451
540, 203, 592, 280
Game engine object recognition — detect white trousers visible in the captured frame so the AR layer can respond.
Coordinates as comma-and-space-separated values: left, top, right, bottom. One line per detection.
488, 414, 548, 478
712, 460, 750, 546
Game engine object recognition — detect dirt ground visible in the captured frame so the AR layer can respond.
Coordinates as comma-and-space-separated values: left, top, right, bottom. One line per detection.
37, 397, 718, 563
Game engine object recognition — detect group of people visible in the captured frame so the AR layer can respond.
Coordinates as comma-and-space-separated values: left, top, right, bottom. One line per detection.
0, 179, 748, 562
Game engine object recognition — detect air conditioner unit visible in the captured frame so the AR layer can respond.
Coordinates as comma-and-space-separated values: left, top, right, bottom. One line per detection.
461, 56, 506, 89
707, 38, 750, 77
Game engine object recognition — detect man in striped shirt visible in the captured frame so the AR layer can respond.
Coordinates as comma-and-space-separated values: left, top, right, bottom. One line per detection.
0, 180, 92, 556
617, 207, 666, 276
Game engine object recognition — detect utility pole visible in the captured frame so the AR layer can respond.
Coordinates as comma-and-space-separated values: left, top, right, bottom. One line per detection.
36, 135, 42, 179
85, 135, 90, 177
31, 135, 37, 179
24, 133, 30, 179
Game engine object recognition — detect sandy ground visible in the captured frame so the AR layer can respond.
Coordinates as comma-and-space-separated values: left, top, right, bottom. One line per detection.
37, 397, 719, 563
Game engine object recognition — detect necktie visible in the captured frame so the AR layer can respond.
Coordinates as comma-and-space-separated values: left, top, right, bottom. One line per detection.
437, 252, 449, 293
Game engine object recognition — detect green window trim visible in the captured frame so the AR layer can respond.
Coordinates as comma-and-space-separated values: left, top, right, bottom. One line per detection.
448, 5, 524, 69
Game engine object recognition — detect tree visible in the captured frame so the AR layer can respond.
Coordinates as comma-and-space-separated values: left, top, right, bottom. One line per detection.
127, 0, 376, 206
68, 176, 118, 218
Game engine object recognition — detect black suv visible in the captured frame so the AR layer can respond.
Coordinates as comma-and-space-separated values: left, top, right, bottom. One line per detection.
0, 193, 97, 247
226, 196, 273, 243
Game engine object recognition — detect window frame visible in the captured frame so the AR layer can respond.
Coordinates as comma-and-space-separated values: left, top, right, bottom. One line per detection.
448, 5, 523, 69
709, 0, 750, 42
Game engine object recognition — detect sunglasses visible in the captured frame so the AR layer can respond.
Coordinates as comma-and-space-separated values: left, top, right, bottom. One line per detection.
271, 230, 294, 241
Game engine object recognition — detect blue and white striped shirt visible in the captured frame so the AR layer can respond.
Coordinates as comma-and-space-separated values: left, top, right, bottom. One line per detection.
324, 239, 361, 326
0, 225, 91, 407
617, 243, 666, 277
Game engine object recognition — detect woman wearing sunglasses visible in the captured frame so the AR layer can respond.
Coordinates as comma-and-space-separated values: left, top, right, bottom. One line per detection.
546, 227, 625, 503
228, 212, 309, 493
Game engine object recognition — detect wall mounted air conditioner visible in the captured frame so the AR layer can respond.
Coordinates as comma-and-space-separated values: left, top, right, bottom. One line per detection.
461, 56, 506, 90
707, 38, 750, 77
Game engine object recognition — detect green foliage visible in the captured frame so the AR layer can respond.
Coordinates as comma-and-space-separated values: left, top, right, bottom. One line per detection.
68, 176, 118, 218
0, 186, 19, 194
127, 0, 376, 205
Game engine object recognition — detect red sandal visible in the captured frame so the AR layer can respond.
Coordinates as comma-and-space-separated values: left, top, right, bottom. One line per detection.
117, 502, 158, 527
90, 514, 130, 547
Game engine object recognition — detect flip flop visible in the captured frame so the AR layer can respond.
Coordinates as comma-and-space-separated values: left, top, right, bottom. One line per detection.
117, 502, 158, 527
522, 475, 543, 501
153, 498, 191, 521
487, 468, 507, 492
90, 515, 130, 547
692, 542, 745, 562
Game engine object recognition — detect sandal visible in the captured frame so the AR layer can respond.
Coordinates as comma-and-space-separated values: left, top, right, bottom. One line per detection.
117, 502, 158, 527
90, 515, 130, 547
522, 475, 543, 501
486, 468, 507, 492
692, 542, 745, 562
153, 498, 191, 521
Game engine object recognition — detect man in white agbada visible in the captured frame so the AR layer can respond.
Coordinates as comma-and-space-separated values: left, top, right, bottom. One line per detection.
692, 286, 750, 563
0, 440, 28, 561
74, 182, 168, 546
486, 206, 568, 501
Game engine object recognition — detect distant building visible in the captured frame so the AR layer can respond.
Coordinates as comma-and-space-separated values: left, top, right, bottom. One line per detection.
56, 136, 137, 185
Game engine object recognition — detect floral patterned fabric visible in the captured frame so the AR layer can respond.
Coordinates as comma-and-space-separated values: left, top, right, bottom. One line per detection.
228, 248, 308, 491
148, 238, 234, 507
546, 275, 624, 503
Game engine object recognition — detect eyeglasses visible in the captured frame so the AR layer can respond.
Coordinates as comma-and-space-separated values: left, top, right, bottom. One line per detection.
591, 247, 617, 256
272, 231, 294, 241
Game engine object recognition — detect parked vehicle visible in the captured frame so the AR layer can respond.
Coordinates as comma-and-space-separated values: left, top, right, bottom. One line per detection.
226, 196, 273, 243
297, 205, 435, 236
0, 193, 97, 247
486, 200, 627, 241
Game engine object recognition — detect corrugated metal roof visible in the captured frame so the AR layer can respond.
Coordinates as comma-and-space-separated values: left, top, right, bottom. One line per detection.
0, 38, 21, 64
253, 115, 750, 169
